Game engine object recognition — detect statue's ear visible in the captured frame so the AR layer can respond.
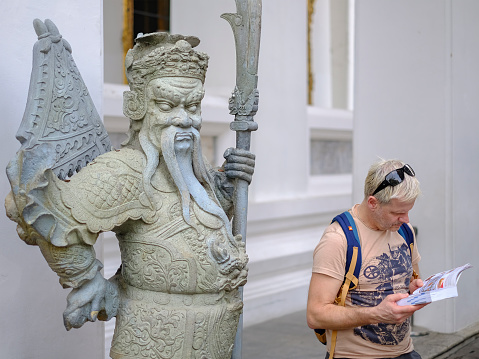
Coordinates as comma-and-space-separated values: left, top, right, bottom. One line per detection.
123, 91, 146, 120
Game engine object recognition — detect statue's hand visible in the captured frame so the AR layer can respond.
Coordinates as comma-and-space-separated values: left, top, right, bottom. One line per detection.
222, 148, 256, 184
63, 271, 119, 330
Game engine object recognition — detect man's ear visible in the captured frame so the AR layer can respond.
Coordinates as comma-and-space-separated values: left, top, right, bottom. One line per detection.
367, 195, 379, 210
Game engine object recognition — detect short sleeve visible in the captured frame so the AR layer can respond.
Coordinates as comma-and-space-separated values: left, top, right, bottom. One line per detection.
312, 222, 348, 282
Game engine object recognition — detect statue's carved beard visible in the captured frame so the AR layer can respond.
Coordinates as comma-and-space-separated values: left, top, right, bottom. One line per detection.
138, 125, 232, 233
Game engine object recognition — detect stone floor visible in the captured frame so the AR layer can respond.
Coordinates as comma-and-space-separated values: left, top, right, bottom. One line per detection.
242, 310, 479, 359
243, 310, 325, 359
433, 333, 479, 359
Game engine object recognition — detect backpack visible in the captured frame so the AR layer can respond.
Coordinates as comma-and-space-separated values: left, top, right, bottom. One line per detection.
313, 211, 416, 358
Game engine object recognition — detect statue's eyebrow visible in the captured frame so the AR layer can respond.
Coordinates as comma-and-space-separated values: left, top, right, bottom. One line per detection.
151, 85, 179, 103
150, 83, 204, 104
185, 89, 205, 103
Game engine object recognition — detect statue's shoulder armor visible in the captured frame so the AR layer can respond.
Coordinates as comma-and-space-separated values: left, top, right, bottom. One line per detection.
91, 148, 145, 173
60, 148, 157, 232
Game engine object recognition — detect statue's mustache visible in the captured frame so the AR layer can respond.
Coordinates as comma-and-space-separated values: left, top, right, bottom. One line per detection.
175, 132, 193, 141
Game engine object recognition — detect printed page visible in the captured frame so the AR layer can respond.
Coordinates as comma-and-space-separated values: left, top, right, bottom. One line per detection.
397, 263, 472, 306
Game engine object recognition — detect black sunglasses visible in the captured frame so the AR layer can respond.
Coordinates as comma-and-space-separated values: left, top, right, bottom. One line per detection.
372, 164, 415, 196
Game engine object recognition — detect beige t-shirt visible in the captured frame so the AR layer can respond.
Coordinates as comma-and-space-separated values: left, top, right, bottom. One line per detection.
312, 205, 421, 359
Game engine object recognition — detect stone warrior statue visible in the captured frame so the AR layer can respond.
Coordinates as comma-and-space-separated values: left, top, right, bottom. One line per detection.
5, 19, 255, 359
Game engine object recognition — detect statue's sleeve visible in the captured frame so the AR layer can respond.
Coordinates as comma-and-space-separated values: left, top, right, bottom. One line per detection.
5, 158, 103, 287
5, 148, 155, 287
37, 239, 103, 288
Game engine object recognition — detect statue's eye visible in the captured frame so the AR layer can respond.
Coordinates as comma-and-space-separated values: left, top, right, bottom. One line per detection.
156, 101, 173, 111
186, 104, 198, 113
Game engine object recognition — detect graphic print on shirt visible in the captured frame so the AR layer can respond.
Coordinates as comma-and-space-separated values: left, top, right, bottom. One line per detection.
350, 242, 412, 346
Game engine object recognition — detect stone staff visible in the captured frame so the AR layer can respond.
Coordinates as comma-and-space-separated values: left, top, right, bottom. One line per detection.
221, 0, 262, 358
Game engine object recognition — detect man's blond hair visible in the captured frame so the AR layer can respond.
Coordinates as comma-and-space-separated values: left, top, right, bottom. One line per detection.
364, 159, 421, 203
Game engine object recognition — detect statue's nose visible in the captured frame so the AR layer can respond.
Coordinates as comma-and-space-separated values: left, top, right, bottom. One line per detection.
171, 109, 192, 127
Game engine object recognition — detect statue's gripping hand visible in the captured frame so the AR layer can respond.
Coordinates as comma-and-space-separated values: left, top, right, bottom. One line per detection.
63, 271, 119, 330
222, 148, 255, 184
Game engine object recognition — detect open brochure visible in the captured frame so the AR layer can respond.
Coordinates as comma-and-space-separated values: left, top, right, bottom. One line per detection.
397, 263, 472, 306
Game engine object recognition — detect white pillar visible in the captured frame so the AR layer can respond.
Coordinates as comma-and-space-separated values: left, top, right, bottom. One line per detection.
312, 0, 332, 108
251, 0, 309, 202
330, 0, 349, 109
354, 0, 479, 333
0, 2, 104, 358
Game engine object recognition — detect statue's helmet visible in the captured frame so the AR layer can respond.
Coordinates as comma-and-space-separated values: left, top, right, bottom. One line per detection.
123, 32, 209, 120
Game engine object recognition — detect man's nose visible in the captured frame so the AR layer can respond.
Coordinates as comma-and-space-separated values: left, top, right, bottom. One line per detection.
171, 109, 192, 128
399, 213, 409, 223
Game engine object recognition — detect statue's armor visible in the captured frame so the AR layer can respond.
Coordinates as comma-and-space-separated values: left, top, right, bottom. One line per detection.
55, 148, 247, 359
110, 208, 243, 359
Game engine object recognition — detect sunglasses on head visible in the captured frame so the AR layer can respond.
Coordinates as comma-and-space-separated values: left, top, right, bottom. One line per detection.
372, 164, 415, 196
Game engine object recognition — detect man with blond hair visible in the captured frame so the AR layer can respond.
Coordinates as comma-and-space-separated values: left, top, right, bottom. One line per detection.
307, 159, 427, 359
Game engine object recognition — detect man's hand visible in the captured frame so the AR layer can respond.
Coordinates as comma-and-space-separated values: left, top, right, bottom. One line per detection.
223, 148, 255, 184
409, 278, 424, 294
63, 271, 119, 330
373, 293, 427, 325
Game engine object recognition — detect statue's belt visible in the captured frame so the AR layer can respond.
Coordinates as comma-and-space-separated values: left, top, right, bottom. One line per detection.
121, 216, 191, 243
119, 280, 240, 307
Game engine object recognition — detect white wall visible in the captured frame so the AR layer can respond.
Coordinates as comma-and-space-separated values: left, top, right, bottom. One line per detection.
354, 0, 479, 333
0, 2, 104, 358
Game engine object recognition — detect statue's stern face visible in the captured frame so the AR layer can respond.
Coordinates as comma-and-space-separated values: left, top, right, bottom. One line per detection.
145, 77, 204, 148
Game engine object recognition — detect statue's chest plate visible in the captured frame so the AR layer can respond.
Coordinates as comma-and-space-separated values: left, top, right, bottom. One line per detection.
116, 198, 230, 294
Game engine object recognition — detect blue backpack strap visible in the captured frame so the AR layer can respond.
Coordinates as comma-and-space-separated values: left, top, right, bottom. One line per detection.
326, 211, 361, 357
313, 211, 362, 349
332, 211, 362, 290
398, 223, 418, 279
398, 223, 414, 255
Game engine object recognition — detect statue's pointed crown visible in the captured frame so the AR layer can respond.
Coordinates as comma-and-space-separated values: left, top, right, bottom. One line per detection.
125, 32, 209, 92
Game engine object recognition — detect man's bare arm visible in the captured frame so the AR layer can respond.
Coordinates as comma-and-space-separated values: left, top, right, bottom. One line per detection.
306, 273, 426, 331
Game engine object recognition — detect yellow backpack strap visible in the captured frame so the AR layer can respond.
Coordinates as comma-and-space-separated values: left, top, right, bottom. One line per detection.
329, 246, 359, 358
409, 243, 419, 280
